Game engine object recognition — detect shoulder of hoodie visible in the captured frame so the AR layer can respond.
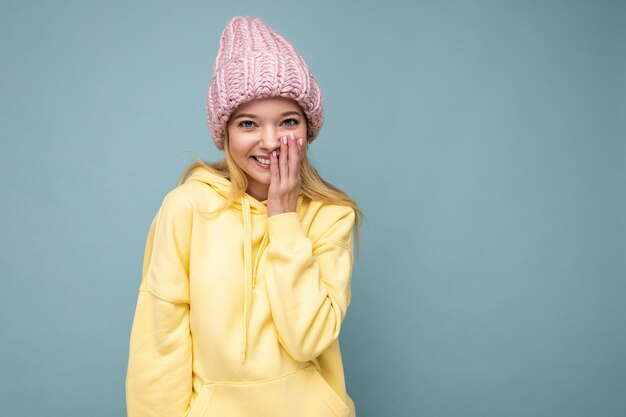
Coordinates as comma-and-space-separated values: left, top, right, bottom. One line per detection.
156, 179, 214, 214
301, 199, 356, 244
303, 199, 355, 224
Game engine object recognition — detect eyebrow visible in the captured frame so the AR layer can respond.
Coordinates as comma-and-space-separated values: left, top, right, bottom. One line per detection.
232, 111, 302, 120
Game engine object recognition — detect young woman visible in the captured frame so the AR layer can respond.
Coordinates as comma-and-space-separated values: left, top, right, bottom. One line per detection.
125, 16, 363, 417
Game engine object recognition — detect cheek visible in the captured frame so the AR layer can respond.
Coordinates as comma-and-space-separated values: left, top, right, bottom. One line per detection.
227, 135, 248, 157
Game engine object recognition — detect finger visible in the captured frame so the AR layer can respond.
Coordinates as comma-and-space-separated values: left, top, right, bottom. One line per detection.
297, 136, 305, 159
279, 135, 289, 179
288, 133, 299, 178
270, 148, 280, 185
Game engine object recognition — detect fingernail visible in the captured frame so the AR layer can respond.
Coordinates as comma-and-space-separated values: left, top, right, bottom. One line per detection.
282, 136, 287, 145
297, 138, 303, 146
290, 132, 295, 140
272, 150, 277, 157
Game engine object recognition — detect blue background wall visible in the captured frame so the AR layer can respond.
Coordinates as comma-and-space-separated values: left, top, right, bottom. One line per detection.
1, 1, 624, 416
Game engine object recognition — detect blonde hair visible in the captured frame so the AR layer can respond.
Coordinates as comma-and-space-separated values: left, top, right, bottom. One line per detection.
177, 130, 364, 254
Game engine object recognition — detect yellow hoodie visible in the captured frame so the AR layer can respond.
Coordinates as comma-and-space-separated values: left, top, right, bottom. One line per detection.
125, 166, 357, 417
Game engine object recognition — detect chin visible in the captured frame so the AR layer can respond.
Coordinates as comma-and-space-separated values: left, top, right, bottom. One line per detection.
246, 173, 270, 186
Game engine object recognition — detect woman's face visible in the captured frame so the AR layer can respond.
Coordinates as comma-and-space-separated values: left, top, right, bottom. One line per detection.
227, 96, 307, 201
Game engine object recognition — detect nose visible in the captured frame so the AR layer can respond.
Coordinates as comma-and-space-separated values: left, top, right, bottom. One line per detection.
260, 127, 281, 152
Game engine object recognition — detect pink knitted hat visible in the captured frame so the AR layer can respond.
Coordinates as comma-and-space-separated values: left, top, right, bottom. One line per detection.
206, 16, 324, 150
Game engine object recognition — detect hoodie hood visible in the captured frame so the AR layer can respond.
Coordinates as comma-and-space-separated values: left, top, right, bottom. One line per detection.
186, 166, 269, 214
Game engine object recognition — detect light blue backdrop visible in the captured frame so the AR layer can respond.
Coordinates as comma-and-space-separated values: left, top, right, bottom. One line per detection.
1, 1, 624, 416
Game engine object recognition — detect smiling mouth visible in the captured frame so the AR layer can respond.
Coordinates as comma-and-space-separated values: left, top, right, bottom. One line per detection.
253, 156, 270, 165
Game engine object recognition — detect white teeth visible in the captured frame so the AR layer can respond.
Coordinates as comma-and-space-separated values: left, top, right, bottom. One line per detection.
253, 156, 270, 165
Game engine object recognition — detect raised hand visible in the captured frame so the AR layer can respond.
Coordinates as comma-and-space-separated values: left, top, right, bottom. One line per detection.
267, 132, 306, 217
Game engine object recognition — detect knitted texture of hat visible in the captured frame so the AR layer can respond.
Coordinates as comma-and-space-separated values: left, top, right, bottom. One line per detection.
206, 16, 323, 150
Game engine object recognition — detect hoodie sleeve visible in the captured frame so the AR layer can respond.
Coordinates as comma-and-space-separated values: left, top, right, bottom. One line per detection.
264, 205, 356, 362
126, 190, 193, 417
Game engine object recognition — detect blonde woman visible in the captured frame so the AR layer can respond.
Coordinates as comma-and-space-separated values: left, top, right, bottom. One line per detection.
126, 16, 363, 417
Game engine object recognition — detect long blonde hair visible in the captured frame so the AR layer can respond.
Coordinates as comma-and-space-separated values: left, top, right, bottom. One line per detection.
177, 130, 364, 254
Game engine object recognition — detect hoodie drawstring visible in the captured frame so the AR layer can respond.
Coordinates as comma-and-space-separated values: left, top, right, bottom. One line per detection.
240, 195, 270, 363
241, 195, 252, 363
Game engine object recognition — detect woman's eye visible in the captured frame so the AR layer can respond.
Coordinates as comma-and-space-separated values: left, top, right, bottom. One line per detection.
239, 120, 255, 128
283, 118, 298, 127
